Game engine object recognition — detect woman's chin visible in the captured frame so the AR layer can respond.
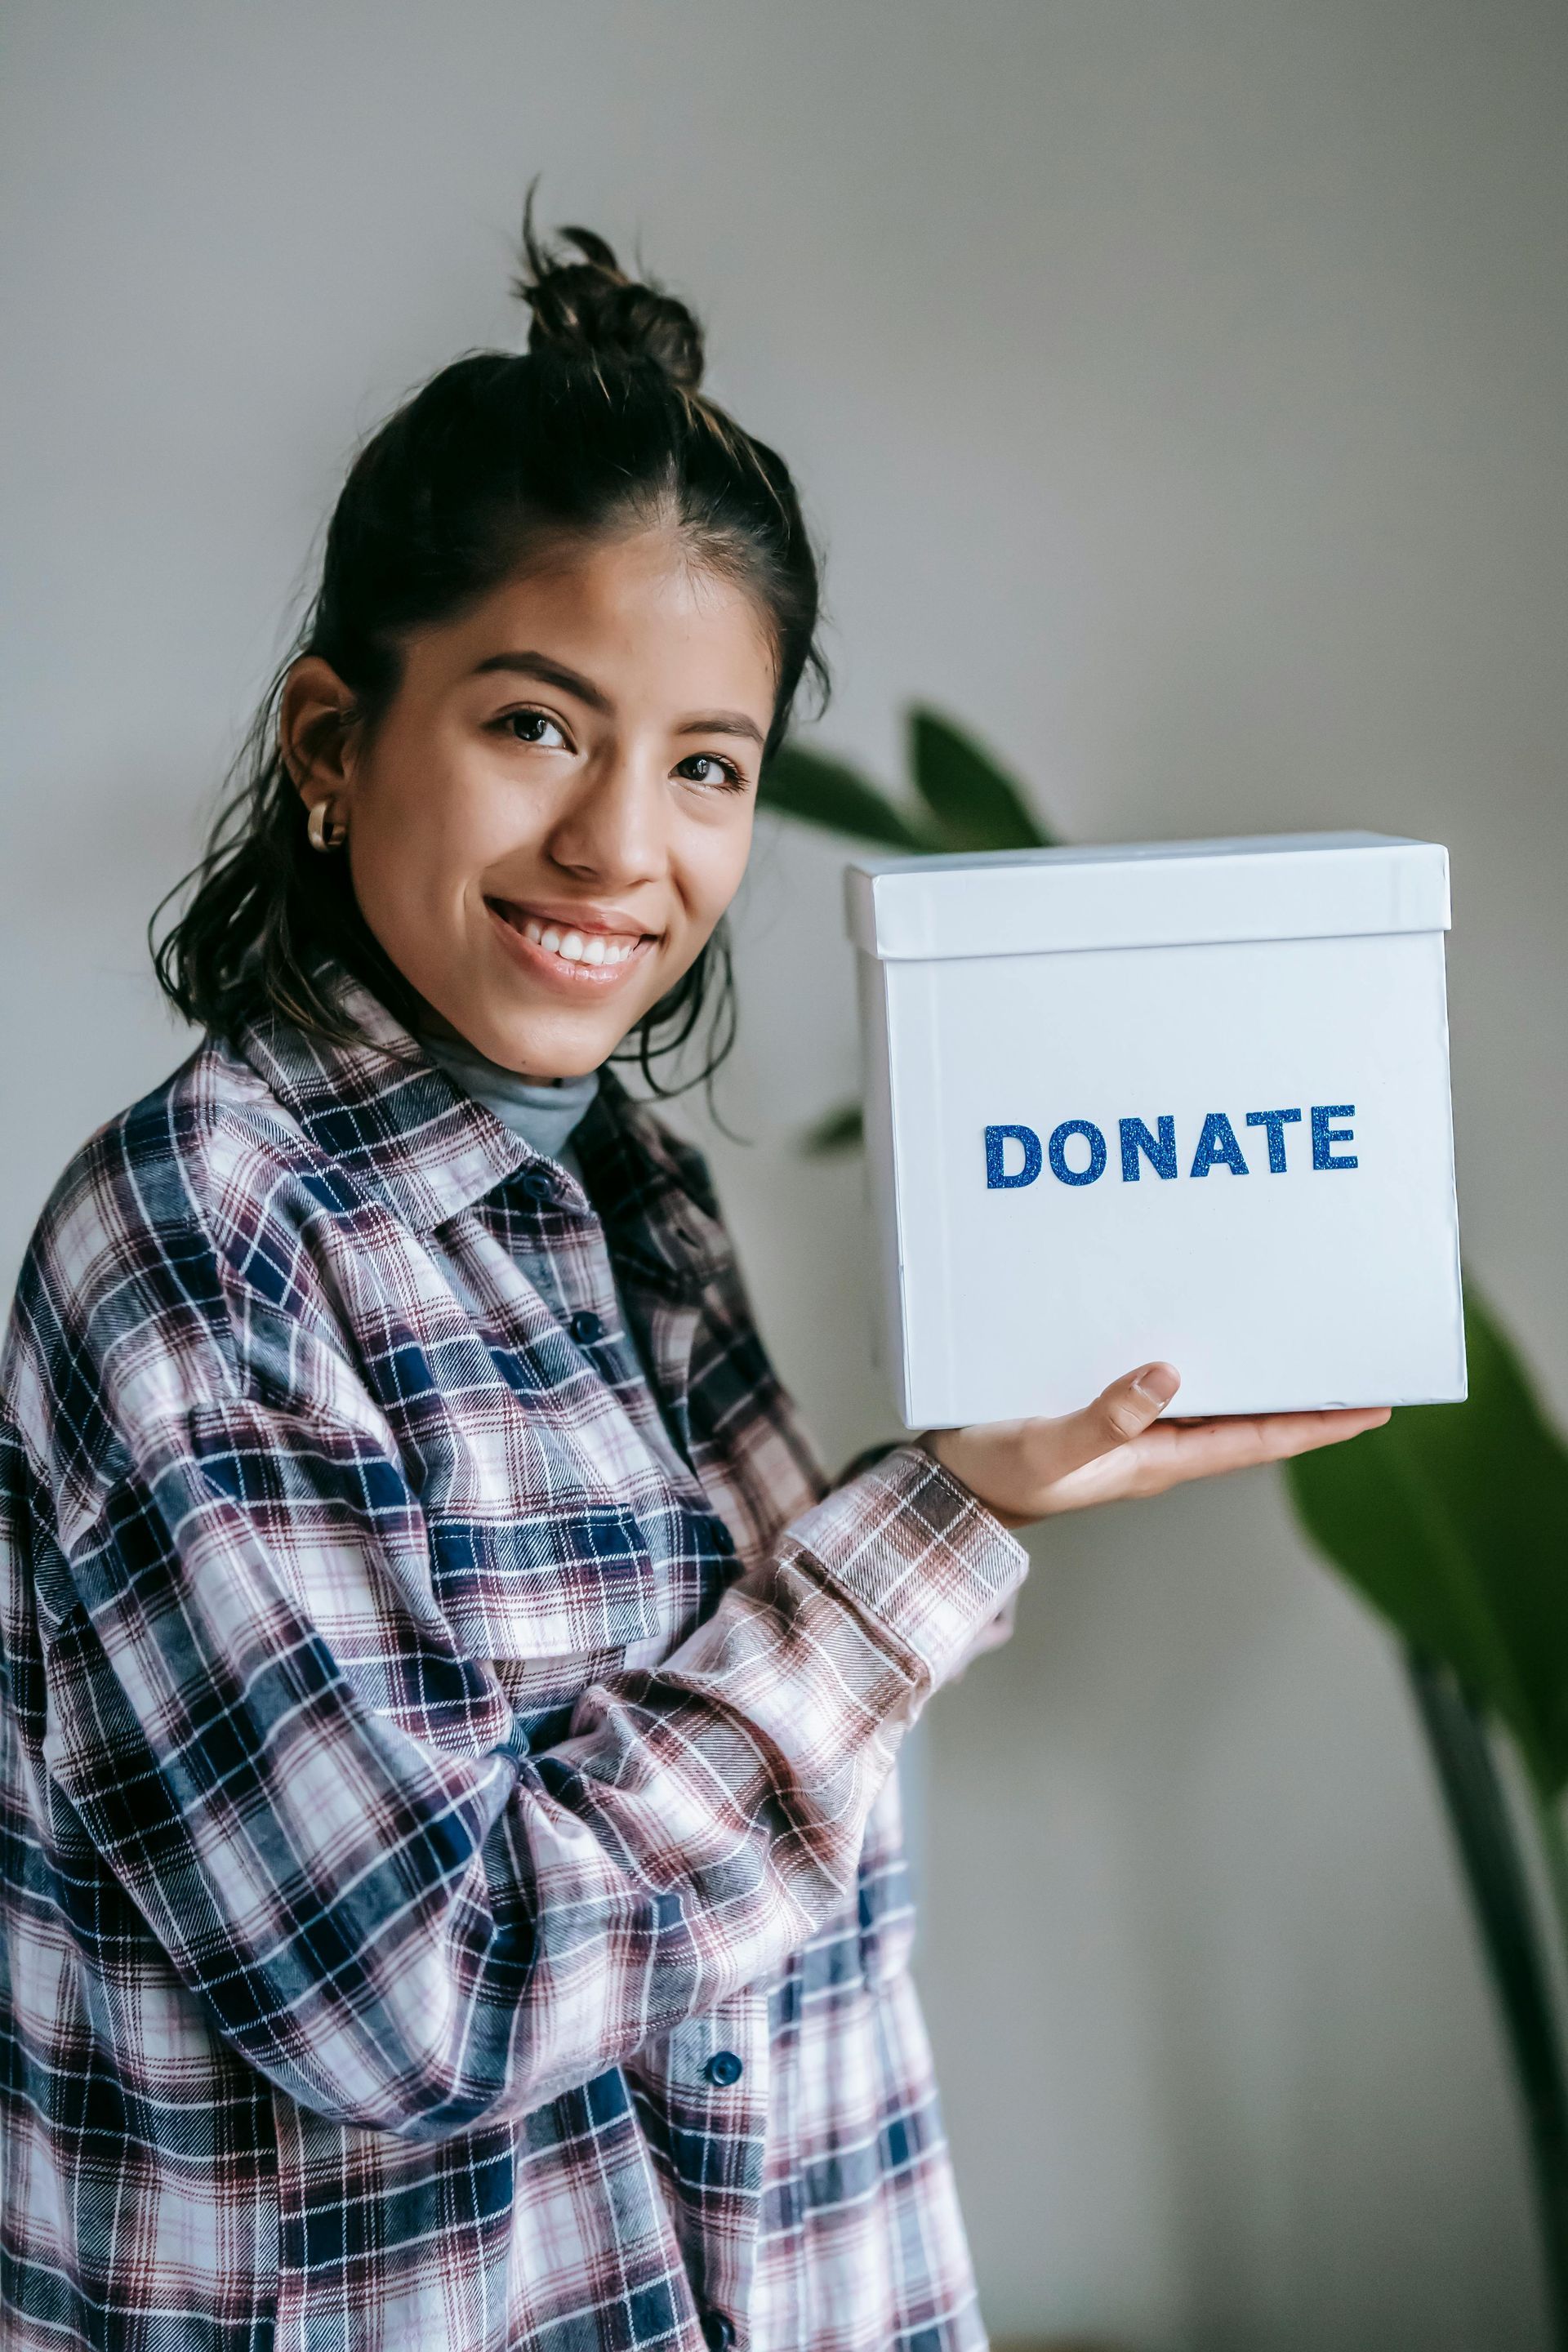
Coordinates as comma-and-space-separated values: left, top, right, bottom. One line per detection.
433, 960, 658, 1079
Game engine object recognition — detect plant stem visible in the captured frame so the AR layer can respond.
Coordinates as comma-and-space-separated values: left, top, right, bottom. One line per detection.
1407, 1652, 1568, 2352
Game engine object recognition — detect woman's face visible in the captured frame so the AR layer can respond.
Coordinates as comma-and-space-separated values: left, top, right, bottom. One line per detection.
283, 527, 777, 1076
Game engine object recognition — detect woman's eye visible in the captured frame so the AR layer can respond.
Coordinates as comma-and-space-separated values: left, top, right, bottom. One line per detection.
501, 708, 568, 749
675, 752, 743, 791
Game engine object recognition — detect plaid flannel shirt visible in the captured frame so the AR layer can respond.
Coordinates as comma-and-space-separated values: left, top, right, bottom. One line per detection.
0, 975, 1027, 2352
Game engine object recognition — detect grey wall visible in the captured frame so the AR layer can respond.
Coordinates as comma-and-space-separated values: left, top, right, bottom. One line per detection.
3, 5, 1565, 2345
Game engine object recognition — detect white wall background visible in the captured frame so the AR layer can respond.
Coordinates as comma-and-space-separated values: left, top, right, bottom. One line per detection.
3, 5, 1566, 2345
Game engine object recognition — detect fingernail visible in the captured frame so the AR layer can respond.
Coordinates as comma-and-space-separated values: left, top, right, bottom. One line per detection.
1133, 1362, 1180, 1407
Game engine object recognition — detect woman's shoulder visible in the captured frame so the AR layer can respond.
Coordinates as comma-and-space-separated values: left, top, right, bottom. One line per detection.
4, 1036, 334, 1446
22, 1035, 318, 1294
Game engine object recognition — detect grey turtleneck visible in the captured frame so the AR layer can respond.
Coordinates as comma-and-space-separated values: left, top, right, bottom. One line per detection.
421, 1027, 689, 1481
421, 1030, 601, 1181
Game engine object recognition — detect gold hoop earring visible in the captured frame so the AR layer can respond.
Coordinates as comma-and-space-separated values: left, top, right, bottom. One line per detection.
307, 800, 348, 854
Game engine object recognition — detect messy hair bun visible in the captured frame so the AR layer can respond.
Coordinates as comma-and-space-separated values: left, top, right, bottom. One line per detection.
155, 196, 826, 1102
516, 216, 706, 393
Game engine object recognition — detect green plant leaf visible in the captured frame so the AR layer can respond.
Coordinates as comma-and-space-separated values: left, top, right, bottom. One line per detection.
800, 1099, 864, 1156
1285, 1292, 1568, 1799
759, 744, 933, 850
907, 707, 1054, 852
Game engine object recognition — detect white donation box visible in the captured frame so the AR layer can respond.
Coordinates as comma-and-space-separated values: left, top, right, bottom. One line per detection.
846, 831, 1465, 1427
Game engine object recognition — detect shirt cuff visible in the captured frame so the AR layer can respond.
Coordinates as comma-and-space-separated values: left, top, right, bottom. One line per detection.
783, 1441, 1029, 1690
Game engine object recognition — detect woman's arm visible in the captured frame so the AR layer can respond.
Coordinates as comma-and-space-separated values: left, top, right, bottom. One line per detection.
40, 1384, 1022, 2144
831, 1365, 1388, 1676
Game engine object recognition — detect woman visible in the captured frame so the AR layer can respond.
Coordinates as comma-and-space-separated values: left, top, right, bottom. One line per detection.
0, 221, 1385, 2352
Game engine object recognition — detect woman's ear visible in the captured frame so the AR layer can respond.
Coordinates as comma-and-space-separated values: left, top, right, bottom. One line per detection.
279, 657, 360, 819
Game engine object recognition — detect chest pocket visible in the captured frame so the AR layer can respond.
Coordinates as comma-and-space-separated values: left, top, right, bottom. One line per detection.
427, 1486, 659, 1659
415, 1369, 736, 1664
354, 1209, 731, 1664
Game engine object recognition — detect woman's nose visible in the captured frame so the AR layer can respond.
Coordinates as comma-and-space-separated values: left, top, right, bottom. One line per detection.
543, 751, 665, 887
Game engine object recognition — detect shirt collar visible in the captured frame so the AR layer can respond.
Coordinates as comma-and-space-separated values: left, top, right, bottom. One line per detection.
571, 1064, 729, 1303
233, 970, 728, 1294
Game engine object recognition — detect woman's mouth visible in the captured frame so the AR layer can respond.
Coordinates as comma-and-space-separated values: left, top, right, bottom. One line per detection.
485, 898, 658, 990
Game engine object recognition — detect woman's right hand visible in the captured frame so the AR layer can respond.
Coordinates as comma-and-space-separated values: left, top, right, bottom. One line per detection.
924, 1362, 1389, 1530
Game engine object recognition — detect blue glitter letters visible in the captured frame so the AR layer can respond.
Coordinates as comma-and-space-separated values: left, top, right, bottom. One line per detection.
1049, 1120, 1108, 1187
1245, 1107, 1303, 1174
985, 1124, 1043, 1188
984, 1105, 1360, 1190
1189, 1112, 1250, 1178
1311, 1103, 1358, 1169
1119, 1116, 1178, 1182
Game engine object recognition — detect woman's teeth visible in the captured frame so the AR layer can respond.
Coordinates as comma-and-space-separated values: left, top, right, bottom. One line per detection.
519, 915, 639, 967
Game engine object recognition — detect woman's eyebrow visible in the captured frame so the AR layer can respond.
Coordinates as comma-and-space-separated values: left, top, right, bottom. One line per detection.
471, 651, 613, 712
470, 655, 763, 749
676, 711, 765, 747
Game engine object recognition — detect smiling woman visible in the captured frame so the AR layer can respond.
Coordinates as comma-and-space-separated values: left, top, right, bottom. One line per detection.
277, 532, 774, 1080
154, 212, 823, 1096
0, 207, 1383, 2352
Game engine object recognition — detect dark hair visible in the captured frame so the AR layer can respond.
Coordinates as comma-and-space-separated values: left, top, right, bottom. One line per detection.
152, 206, 827, 1094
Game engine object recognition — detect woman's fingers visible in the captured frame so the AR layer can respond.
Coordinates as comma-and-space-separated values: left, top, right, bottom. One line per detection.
1138, 1404, 1389, 1490
1031, 1360, 1183, 1484
928, 1361, 1183, 1524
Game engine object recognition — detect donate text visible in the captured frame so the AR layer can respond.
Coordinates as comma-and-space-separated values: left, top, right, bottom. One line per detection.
984, 1106, 1358, 1188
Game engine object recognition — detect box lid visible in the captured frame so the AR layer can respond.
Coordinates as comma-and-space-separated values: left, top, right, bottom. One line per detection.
843, 831, 1450, 961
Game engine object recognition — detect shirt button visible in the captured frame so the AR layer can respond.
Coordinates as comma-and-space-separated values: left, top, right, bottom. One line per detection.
704, 2049, 743, 2087
701, 2316, 735, 2352
520, 1170, 555, 1202
568, 1308, 604, 1345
